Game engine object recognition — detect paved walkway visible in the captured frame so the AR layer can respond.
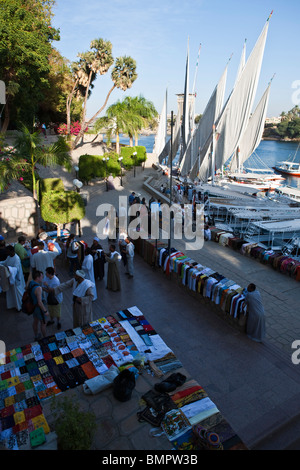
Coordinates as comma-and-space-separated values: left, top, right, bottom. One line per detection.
2, 145, 300, 450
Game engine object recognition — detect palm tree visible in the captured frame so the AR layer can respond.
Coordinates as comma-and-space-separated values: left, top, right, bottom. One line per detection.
96, 100, 130, 154
0, 125, 72, 225
78, 56, 137, 147
122, 96, 157, 145
72, 39, 114, 147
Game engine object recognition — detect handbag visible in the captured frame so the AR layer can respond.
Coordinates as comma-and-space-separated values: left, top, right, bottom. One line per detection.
47, 291, 59, 305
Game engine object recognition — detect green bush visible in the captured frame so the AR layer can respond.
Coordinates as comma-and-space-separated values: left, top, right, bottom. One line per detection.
51, 396, 96, 450
78, 147, 147, 183
78, 152, 121, 183
39, 178, 65, 203
40, 190, 85, 224
120, 146, 147, 169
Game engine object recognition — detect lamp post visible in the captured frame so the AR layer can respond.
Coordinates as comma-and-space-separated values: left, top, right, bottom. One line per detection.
133, 151, 137, 177
118, 156, 123, 186
168, 111, 174, 256
74, 165, 79, 179
103, 157, 109, 191
73, 178, 83, 193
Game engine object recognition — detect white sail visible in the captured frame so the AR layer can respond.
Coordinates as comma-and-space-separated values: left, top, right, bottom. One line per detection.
199, 14, 271, 181
234, 39, 246, 87
229, 80, 272, 172
153, 89, 168, 163
187, 61, 228, 180
178, 39, 191, 165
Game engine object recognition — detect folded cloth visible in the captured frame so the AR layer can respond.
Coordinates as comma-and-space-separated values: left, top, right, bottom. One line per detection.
83, 366, 119, 395
180, 397, 219, 425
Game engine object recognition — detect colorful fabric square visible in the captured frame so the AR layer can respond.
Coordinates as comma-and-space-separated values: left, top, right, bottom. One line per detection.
81, 362, 99, 379
31, 414, 50, 434
30, 426, 46, 448
13, 411, 26, 425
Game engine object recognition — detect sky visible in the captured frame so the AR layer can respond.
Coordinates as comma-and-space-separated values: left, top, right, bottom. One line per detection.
51, 0, 300, 121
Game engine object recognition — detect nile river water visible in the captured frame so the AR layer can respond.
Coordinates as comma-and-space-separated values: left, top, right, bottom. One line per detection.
115, 134, 300, 189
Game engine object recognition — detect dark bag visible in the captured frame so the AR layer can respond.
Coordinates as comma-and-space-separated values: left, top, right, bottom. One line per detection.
137, 406, 166, 427
21, 258, 30, 268
47, 291, 59, 306
21, 285, 35, 315
113, 369, 135, 402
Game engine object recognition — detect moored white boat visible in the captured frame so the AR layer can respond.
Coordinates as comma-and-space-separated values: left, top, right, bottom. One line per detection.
274, 142, 300, 176
274, 161, 300, 176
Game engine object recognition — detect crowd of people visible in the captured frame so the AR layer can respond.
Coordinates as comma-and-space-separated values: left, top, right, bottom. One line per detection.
0, 227, 136, 341
0, 186, 266, 344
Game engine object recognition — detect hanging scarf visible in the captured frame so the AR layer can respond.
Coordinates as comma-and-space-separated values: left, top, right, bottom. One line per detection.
73, 279, 94, 297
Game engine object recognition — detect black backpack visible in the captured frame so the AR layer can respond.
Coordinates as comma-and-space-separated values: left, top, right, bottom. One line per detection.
113, 370, 135, 402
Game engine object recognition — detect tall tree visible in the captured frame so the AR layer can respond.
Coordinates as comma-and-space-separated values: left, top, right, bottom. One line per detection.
94, 95, 157, 150
73, 55, 137, 148
122, 95, 157, 145
97, 100, 130, 154
39, 48, 82, 125
67, 39, 114, 145
0, 0, 60, 132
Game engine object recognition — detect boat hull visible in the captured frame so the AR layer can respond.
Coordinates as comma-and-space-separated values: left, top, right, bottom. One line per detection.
274, 167, 300, 177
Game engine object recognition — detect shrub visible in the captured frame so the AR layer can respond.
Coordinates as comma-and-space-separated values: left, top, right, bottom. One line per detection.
120, 146, 147, 168
51, 396, 96, 450
78, 152, 120, 183
40, 190, 85, 224
57, 121, 83, 136
39, 178, 65, 201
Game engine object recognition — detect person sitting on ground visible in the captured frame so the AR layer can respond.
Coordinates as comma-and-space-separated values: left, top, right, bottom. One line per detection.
244, 283, 266, 343
204, 224, 211, 241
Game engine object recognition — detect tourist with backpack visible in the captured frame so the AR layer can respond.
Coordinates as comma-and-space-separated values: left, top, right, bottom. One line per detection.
27, 270, 49, 340
66, 234, 80, 276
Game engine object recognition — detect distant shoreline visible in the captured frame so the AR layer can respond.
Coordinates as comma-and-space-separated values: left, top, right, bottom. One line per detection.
262, 137, 300, 142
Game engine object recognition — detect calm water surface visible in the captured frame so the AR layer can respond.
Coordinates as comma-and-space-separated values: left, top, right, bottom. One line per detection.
116, 134, 300, 189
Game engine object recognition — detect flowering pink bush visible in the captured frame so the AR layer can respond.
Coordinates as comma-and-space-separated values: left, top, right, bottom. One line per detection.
57, 121, 83, 136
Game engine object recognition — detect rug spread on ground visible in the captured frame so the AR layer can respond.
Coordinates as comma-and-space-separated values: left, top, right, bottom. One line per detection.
0, 306, 246, 450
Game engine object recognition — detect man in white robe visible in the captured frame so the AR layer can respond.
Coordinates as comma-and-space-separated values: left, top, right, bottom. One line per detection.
245, 283, 266, 342
53, 270, 94, 328
81, 248, 97, 301
0, 245, 25, 311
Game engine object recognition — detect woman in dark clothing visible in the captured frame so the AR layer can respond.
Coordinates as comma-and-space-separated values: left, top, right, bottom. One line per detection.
90, 237, 106, 281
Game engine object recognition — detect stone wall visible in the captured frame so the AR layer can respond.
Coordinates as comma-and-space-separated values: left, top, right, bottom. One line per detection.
0, 194, 37, 240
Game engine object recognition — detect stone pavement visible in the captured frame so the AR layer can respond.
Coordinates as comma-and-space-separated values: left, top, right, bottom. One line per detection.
2, 147, 300, 450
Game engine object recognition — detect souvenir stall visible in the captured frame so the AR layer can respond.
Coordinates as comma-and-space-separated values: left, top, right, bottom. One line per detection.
239, 241, 300, 282
0, 306, 247, 450
208, 228, 300, 282
133, 239, 248, 332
